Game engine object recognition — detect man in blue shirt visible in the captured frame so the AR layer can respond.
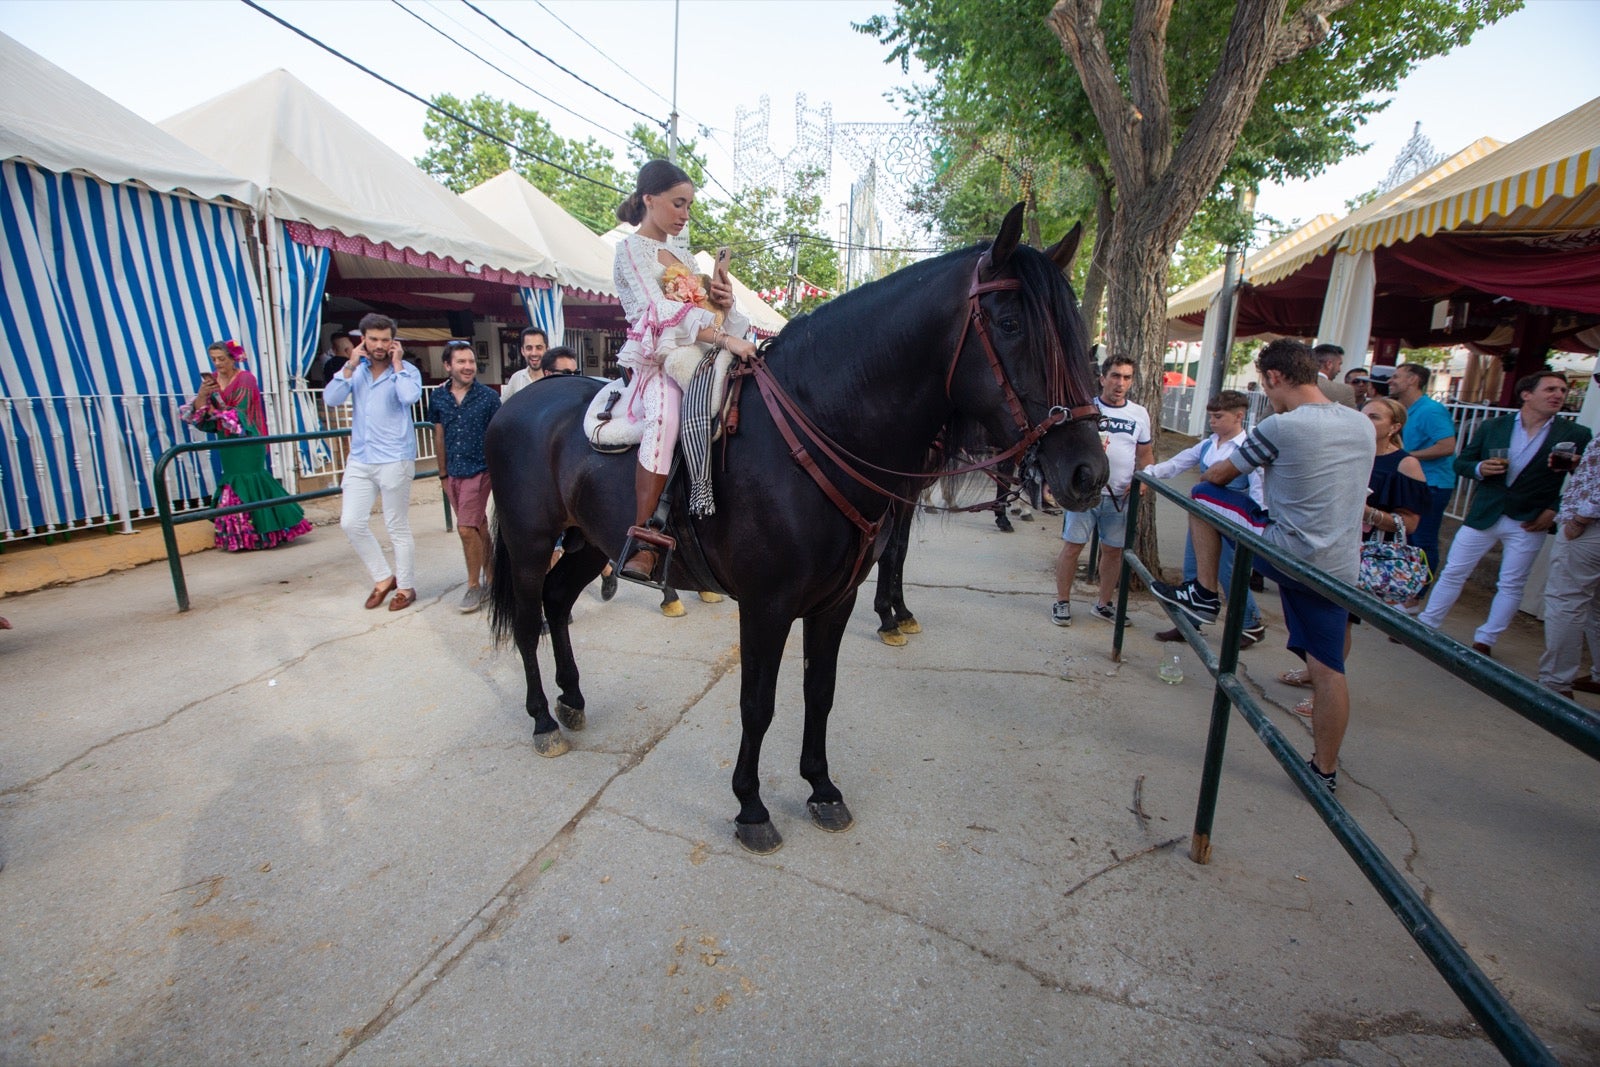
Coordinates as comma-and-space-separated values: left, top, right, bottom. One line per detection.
429, 341, 500, 613
324, 313, 424, 611
1389, 363, 1457, 607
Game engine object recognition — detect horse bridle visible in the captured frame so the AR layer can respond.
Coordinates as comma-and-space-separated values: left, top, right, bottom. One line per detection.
948, 252, 1102, 460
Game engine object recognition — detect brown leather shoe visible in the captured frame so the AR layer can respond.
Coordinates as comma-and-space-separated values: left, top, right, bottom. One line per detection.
621, 547, 660, 582
364, 577, 397, 609
1472, 641, 1492, 657
387, 588, 416, 612
1573, 677, 1600, 694
1154, 627, 1183, 642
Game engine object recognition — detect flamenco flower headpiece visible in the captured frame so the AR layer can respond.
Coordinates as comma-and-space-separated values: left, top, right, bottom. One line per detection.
224, 340, 247, 362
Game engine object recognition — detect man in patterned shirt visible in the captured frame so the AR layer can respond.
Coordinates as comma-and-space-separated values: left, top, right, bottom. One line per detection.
430, 340, 501, 613
1538, 438, 1600, 697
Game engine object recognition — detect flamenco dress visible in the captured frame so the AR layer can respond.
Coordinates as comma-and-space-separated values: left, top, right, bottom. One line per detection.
181, 372, 312, 551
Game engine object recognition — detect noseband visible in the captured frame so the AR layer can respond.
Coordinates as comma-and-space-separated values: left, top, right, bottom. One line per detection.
948, 253, 1101, 455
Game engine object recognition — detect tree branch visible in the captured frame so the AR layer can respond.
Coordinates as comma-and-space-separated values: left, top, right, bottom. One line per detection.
1269, 0, 1355, 67
1048, 0, 1146, 193
1128, 0, 1174, 184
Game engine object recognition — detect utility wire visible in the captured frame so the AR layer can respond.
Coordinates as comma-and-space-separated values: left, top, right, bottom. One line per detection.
470, 0, 739, 201
390, 0, 635, 145
532, 0, 670, 108
238, 0, 627, 194
462, 0, 664, 129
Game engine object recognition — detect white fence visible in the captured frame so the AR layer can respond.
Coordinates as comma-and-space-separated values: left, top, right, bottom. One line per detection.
3, 386, 442, 545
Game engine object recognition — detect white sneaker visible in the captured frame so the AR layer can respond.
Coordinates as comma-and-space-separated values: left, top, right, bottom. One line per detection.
1050, 600, 1072, 626
458, 586, 485, 614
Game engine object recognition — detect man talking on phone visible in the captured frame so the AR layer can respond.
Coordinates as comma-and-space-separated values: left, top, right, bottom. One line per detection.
323, 312, 424, 611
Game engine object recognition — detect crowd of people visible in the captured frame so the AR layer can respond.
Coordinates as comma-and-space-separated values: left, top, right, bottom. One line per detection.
1048, 337, 1595, 791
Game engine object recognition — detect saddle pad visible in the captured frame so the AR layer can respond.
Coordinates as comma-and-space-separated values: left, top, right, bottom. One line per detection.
583, 345, 737, 454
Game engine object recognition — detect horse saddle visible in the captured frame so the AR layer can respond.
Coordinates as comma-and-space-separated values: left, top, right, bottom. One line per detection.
583, 344, 738, 454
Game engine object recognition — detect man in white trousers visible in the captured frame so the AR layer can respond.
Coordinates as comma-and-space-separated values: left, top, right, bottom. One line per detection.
323, 312, 424, 611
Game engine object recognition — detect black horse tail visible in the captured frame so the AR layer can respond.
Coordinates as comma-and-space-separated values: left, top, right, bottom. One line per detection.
488, 514, 518, 646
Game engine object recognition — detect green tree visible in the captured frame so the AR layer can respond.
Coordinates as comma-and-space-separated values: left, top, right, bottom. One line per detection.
865, 0, 1517, 563
417, 93, 626, 233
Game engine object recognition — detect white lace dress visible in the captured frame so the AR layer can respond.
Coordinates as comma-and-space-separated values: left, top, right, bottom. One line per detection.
612, 232, 751, 473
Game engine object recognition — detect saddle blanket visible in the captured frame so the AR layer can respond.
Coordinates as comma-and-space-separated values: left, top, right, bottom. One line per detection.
584, 344, 736, 452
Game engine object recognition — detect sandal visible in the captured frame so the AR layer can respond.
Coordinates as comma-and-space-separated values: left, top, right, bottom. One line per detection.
1292, 696, 1315, 718
364, 577, 397, 610
1278, 667, 1314, 689
387, 588, 416, 612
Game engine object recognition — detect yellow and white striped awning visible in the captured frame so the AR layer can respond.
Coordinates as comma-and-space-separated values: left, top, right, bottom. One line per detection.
1346, 95, 1600, 252
1245, 138, 1502, 287
1165, 214, 1340, 321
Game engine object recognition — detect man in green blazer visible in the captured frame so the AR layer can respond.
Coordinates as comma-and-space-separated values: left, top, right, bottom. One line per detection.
1418, 371, 1591, 654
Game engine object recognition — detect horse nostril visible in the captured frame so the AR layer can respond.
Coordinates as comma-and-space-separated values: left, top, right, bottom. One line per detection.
1073, 464, 1102, 495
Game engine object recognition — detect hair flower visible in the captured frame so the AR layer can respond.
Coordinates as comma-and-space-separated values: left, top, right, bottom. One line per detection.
224, 339, 246, 362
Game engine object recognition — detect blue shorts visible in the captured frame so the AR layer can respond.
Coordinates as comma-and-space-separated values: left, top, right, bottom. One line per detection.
1190, 483, 1350, 674
1063, 494, 1129, 548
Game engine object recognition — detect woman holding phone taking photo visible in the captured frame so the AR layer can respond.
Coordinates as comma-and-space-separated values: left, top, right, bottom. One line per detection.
181, 339, 312, 552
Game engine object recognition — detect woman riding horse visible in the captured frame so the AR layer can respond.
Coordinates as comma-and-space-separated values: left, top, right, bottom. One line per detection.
611, 160, 757, 581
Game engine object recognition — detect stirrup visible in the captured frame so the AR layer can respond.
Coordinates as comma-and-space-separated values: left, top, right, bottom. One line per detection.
617, 525, 676, 589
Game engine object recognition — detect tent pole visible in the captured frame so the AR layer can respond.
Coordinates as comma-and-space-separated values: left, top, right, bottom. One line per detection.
256, 214, 297, 494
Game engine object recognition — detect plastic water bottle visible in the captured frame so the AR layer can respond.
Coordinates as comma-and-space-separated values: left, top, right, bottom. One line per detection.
1158, 653, 1184, 685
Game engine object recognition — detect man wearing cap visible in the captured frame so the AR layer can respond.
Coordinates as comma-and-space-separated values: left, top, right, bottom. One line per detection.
1314, 344, 1358, 409
1389, 363, 1457, 604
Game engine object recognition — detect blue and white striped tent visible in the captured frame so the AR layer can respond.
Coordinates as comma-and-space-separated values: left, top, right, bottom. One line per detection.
0, 32, 266, 542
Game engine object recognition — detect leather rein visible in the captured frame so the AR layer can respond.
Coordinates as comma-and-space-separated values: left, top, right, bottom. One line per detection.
737, 252, 1101, 603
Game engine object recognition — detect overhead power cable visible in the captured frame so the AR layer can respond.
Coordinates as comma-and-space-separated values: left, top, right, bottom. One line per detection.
532, 0, 671, 108
389, 0, 634, 145
462, 0, 664, 129
238, 0, 627, 195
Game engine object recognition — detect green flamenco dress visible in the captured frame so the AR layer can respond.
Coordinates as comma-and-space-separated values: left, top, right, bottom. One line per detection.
181, 374, 312, 551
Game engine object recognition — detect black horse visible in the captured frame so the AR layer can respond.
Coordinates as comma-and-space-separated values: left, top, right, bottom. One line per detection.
486, 204, 1107, 854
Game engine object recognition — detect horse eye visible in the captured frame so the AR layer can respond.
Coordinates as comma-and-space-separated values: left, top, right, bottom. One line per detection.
999, 317, 1021, 335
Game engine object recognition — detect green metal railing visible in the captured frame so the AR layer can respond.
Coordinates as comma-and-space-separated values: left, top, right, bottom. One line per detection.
154, 425, 450, 612
1115, 472, 1600, 1067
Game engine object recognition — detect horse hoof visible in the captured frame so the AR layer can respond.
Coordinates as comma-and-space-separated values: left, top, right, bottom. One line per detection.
698, 591, 723, 603
734, 821, 784, 855
554, 700, 586, 732
897, 617, 922, 635
878, 628, 908, 647
807, 800, 855, 833
661, 599, 687, 618
531, 729, 569, 758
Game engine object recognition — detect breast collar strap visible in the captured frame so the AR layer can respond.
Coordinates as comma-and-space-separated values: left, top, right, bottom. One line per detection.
948, 254, 1100, 455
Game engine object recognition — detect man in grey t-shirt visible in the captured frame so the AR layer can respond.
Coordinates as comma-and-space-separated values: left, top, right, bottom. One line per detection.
1152, 339, 1373, 791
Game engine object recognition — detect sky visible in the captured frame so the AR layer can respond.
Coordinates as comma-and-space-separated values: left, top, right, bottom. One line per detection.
1, 0, 1597, 251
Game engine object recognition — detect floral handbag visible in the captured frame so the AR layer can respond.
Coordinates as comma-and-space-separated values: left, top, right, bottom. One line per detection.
1359, 515, 1430, 605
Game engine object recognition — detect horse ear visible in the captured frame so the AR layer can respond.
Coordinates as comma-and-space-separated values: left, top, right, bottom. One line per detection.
986, 203, 1026, 276
1044, 223, 1084, 272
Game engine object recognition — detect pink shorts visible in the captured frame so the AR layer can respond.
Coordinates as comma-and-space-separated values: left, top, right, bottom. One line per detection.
444, 471, 491, 529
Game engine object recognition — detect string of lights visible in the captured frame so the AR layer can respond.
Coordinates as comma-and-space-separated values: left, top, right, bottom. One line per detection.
237, 0, 628, 195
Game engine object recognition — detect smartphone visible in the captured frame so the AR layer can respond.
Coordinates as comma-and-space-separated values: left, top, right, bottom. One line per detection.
201, 372, 217, 385
715, 247, 731, 273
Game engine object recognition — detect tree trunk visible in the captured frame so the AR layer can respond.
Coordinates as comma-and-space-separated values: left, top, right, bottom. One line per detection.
1107, 203, 1182, 581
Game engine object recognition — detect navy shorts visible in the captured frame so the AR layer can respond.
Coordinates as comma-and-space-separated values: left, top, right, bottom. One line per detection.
1190, 483, 1350, 674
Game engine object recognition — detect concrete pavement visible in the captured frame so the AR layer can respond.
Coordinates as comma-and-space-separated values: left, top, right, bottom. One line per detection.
1, 480, 1596, 1065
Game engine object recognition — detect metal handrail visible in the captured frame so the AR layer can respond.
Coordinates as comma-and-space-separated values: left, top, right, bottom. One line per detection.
153, 424, 450, 612
1113, 472, 1600, 1067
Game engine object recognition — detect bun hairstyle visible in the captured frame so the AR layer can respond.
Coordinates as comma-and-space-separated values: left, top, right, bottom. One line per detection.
616, 159, 693, 224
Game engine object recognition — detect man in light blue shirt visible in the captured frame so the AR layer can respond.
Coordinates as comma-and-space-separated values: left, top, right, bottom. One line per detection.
324, 313, 424, 611
1389, 363, 1457, 605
